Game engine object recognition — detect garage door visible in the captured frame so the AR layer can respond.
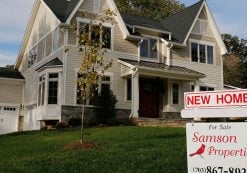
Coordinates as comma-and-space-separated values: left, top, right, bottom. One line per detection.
0, 106, 19, 135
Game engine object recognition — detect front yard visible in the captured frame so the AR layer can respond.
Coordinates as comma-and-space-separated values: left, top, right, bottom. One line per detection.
0, 127, 187, 173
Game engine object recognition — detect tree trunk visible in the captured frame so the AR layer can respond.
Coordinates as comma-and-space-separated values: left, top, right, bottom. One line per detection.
80, 95, 86, 144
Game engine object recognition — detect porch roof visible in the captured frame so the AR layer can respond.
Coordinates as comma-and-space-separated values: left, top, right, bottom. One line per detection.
118, 58, 206, 79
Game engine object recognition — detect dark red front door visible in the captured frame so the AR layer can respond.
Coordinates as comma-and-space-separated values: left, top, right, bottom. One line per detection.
139, 78, 160, 118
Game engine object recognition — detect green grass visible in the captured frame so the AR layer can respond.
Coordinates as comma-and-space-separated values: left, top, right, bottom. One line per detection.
0, 127, 187, 173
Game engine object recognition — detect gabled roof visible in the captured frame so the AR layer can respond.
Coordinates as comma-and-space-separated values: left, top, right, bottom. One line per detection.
119, 58, 206, 78
121, 13, 166, 32
121, 0, 204, 43
0, 68, 25, 79
161, 0, 204, 43
43, 0, 80, 23
36, 58, 63, 71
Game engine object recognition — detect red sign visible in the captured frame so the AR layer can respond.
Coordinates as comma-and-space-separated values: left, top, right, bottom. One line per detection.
185, 90, 247, 109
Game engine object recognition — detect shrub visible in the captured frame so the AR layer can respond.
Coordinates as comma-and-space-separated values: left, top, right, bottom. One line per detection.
92, 87, 117, 124
68, 118, 82, 127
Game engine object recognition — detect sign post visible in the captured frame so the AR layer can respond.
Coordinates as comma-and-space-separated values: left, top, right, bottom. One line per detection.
181, 90, 247, 173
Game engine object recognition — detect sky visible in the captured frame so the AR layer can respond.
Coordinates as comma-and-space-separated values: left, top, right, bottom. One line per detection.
0, 0, 246, 67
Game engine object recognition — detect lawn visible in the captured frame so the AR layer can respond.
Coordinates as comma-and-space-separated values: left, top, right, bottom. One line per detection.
0, 127, 187, 173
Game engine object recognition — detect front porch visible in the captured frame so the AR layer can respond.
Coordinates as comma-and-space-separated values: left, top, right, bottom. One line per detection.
119, 59, 206, 119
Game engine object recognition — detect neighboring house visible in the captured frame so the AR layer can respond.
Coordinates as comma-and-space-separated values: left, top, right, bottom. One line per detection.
10, 0, 227, 131
0, 68, 24, 134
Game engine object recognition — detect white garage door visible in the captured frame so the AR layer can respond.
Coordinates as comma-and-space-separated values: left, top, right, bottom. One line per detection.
0, 106, 19, 135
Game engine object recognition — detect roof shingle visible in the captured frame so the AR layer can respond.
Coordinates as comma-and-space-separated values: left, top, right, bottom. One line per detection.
0, 68, 25, 79
36, 58, 63, 71
121, 0, 204, 43
43, 0, 80, 23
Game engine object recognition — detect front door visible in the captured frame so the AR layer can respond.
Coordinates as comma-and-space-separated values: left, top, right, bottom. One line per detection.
139, 78, 160, 118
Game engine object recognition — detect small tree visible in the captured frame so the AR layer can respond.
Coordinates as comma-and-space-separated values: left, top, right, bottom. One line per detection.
76, 10, 116, 143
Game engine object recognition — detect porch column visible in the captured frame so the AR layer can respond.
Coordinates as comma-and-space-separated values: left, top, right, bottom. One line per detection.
132, 73, 139, 118
194, 80, 201, 121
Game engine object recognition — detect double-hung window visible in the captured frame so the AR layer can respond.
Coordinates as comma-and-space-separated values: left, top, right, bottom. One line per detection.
79, 23, 111, 49
191, 42, 214, 64
38, 75, 45, 106
126, 78, 132, 101
48, 73, 58, 104
76, 74, 111, 105
172, 83, 180, 105
140, 37, 158, 59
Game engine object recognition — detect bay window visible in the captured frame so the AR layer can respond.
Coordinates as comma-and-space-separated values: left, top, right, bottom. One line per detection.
38, 72, 59, 106
38, 75, 45, 106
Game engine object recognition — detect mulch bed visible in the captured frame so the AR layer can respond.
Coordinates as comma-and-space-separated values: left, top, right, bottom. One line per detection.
64, 141, 97, 151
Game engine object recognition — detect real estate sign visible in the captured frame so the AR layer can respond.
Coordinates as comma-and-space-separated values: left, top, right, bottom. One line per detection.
181, 90, 247, 118
187, 123, 247, 173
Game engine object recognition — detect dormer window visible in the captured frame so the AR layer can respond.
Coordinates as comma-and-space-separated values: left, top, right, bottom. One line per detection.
140, 37, 158, 60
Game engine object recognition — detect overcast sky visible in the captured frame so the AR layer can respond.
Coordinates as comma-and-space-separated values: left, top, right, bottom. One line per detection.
0, 0, 246, 67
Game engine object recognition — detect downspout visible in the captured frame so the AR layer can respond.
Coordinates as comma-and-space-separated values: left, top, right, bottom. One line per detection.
129, 66, 138, 118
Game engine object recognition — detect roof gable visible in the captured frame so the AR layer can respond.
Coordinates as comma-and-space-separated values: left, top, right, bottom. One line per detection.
43, 0, 80, 23
161, 0, 204, 43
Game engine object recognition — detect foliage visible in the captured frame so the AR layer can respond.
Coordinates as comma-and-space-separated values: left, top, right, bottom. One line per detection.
222, 34, 247, 88
0, 127, 187, 173
75, 9, 116, 142
4, 64, 15, 69
93, 87, 118, 124
115, 0, 185, 19
68, 118, 82, 127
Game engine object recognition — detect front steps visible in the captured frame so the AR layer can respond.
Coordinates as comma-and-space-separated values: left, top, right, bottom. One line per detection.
133, 118, 191, 128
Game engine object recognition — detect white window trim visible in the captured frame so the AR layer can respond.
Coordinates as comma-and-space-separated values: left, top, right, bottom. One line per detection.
189, 39, 216, 65
76, 17, 114, 51
171, 82, 180, 105
140, 35, 159, 62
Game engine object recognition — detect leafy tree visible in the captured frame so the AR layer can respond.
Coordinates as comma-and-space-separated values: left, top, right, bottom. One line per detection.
115, 0, 185, 19
5, 64, 15, 69
223, 54, 247, 88
76, 10, 115, 143
222, 34, 247, 88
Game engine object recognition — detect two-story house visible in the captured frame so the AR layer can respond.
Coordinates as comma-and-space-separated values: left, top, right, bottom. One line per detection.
2, 0, 227, 131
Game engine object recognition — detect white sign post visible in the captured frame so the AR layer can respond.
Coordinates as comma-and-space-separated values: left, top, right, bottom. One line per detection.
187, 123, 247, 173
181, 90, 247, 173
